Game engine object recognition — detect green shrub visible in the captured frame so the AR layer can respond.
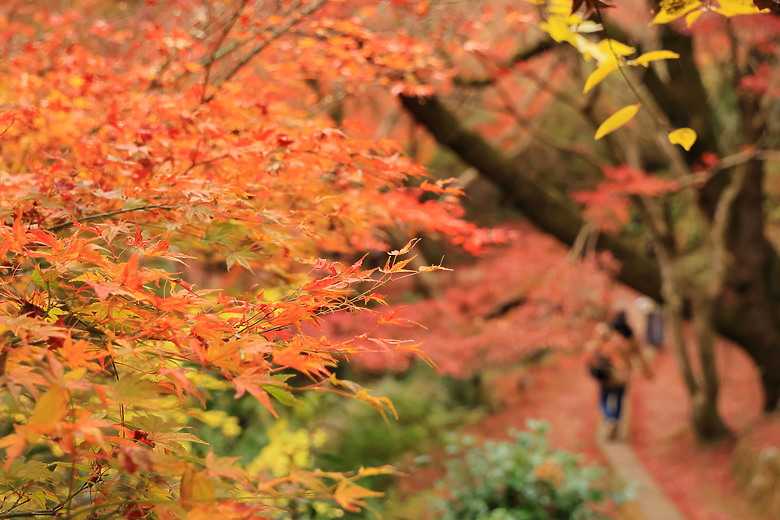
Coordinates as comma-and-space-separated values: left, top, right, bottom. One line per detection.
434, 420, 633, 520
318, 366, 481, 473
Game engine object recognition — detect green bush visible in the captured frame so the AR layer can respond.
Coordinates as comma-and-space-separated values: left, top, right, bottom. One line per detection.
317, 365, 481, 473
434, 420, 633, 520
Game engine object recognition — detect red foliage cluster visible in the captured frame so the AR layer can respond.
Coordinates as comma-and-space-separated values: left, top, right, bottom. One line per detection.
573, 165, 679, 233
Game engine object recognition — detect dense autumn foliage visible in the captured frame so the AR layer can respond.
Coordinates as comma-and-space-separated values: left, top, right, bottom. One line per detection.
0, 1, 502, 517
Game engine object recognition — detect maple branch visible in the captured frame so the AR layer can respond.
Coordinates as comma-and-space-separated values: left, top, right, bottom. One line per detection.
452, 40, 551, 88
204, 0, 327, 103
0, 119, 14, 137
707, 164, 749, 298
0, 483, 90, 519
200, 0, 249, 103
492, 77, 605, 172
47, 205, 175, 232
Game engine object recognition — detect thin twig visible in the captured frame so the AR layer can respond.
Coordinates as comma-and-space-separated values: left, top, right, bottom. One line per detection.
47, 205, 175, 232
200, 0, 249, 103
204, 0, 327, 103
0, 483, 90, 519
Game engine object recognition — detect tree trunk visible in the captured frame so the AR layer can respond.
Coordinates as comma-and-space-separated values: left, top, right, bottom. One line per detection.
690, 295, 731, 441
690, 390, 730, 442
717, 88, 780, 412
629, 22, 780, 412
657, 245, 731, 442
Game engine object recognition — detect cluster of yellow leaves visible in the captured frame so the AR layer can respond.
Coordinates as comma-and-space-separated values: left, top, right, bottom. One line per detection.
540, 0, 696, 144
537, 0, 769, 148
652, 0, 766, 25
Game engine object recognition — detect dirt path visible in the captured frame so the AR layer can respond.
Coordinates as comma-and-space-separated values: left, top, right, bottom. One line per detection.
480, 344, 770, 520
598, 435, 686, 520
396, 344, 768, 519
468, 352, 689, 519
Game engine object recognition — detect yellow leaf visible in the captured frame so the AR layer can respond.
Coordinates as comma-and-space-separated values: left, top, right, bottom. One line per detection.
686, 9, 705, 25
540, 16, 576, 43
71, 271, 107, 282
668, 128, 697, 151
583, 57, 619, 93
631, 51, 680, 68
596, 39, 635, 57
355, 465, 401, 478
716, 0, 761, 16
652, 0, 702, 24
594, 104, 641, 140
183, 62, 204, 73
388, 238, 420, 256
548, 0, 577, 14
28, 386, 69, 427
63, 367, 88, 381
334, 480, 383, 513
67, 76, 85, 88
355, 389, 398, 422
179, 465, 216, 510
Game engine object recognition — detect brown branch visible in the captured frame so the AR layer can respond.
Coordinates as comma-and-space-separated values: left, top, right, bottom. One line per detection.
492, 78, 606, 172
203, 0, 327, 103
707, 166, 748, 298
200, 0, 250, 103
47, 205, 175, 232
452, 39, 552, 88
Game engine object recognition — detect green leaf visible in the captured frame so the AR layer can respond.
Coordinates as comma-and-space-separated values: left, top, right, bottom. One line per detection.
31, 268, 45, 288
263, 384, 303, 407
31, 267, 56, 288
224, 246, 261, 271
594, 104, 641, 140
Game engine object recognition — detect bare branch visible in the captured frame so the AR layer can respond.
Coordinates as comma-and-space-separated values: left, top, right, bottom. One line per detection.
452, 40, 551, 88
200, 0, 250, 103
204, 0, 327, 103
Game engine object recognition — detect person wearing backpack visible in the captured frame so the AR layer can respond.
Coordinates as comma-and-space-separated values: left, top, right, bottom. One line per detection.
586, 311, 653, 441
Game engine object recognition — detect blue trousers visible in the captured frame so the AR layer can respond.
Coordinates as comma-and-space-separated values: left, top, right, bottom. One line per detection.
600, 385, 626, 421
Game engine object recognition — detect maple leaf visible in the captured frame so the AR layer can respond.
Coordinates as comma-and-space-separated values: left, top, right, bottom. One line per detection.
334, 480, 383, 513
179, 465, 217, 510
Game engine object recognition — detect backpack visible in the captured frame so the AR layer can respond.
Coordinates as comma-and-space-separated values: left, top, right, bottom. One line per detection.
645, 311, 665, 348
588, 353, 614, 382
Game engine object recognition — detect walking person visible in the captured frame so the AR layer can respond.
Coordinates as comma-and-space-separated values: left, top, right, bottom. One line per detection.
586, 311, 653, 441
